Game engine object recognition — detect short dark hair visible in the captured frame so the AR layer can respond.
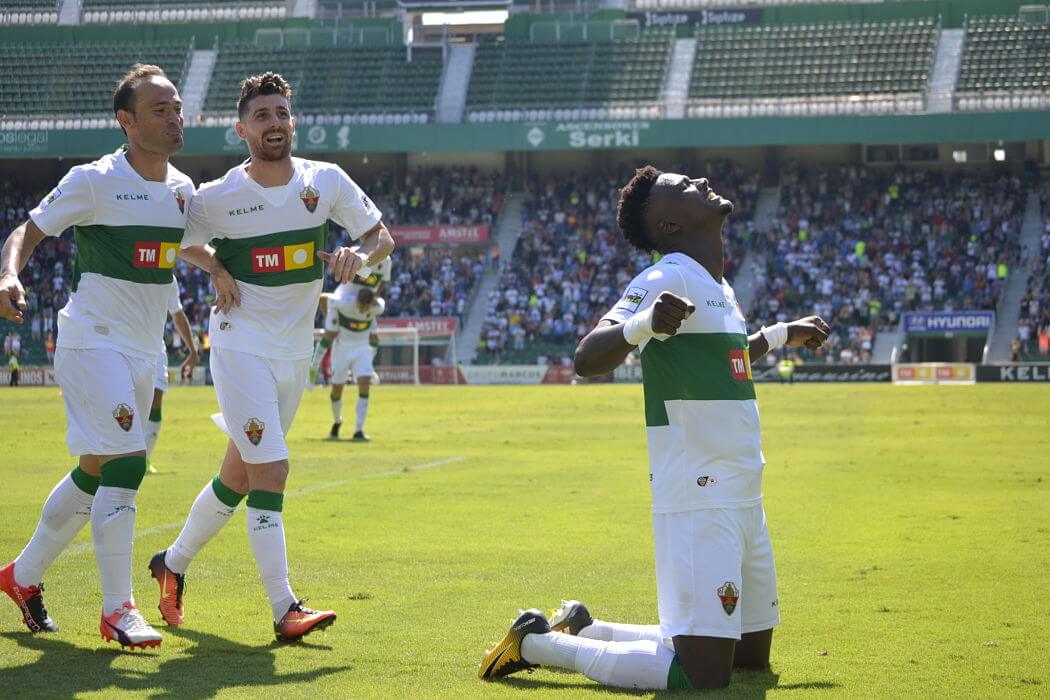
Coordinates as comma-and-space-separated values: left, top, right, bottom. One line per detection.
617, 165, 662, 253
113, 64, 168, 124
237, 72, 293, 119
357, 288, 375, 305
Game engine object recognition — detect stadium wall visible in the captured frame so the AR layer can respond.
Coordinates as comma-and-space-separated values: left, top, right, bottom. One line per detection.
4, 112, 1048, 159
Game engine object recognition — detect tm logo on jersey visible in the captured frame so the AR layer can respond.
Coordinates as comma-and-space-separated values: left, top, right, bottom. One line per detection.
134, 241, 179, 269
729, 348, 753, 380
251, 242, 315, 273
617, 287, 648, 313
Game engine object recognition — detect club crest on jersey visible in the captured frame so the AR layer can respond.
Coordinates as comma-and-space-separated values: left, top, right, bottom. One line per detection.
173, 188, 185, 214
729, 348, 753, 381
244, 418, 265, 446
717, 581, 739, 616
300, 186, 320, 213
112, 403, 134, 432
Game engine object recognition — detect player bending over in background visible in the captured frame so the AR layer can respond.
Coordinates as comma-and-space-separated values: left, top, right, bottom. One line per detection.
479, 166, 830, 689
315, 285, 385, 441
145, 276, 199, 473
0, 65, 192, 649
148, 72, 393, 643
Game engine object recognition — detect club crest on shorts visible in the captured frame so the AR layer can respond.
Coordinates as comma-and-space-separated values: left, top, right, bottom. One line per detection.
300, 186, 319, 213
717, 581, 739, 616
112, 403, 134, 432
173, 188, 185, 214
244, 417, 265, 445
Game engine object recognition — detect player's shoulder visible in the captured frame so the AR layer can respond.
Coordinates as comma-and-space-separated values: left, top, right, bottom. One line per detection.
632, 256, 685, 289
193, 163, 243, 199
295, 157, 347, 180
60, 148, 123, 184
166, 163, 195, 191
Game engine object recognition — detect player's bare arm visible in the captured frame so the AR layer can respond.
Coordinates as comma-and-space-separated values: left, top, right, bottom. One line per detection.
178, 245, 240, 314
0, 219, 47, 323
172, 309, 199, 374
317, 221, 394, 284
747, 315, 832, 364
574, 292, 694, 377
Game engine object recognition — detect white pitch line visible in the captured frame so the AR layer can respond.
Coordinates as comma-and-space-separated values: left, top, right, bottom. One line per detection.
63, 455, 466, 557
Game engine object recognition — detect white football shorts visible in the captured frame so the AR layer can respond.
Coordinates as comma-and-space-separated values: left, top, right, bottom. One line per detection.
54, 347, 155, 456
330, 339, 375, 383
653, 504, 780, 640
209, 347, 309, 464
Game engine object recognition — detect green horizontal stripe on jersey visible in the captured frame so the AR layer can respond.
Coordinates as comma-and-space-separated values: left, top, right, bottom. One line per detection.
641, 332, 756, 427
72, 224, 183, 290
337, 313, 371, 332
211, 225, 326, 287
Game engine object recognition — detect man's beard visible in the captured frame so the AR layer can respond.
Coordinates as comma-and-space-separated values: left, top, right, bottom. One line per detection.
251, 136, 292, 162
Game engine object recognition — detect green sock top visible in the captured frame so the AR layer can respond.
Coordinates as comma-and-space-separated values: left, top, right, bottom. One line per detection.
70, 465, 100, 496
246, 489, 284, 512
211, 475, 247, 508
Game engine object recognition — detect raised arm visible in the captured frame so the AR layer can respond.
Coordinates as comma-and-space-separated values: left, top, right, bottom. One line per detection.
0, 220, 48, 323
575, 292, 694, 378
747, 316, 831, 364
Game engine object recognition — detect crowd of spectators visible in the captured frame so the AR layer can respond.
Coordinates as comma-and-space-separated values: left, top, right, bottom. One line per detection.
476, 161, 760, 364
748, 165, 1029, 364
1014, 186, 1050, 360
4, 163, 1048, 370
365, 165, 505, 228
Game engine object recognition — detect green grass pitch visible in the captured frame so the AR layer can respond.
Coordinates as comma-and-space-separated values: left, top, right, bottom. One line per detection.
0, 383, 1047, 698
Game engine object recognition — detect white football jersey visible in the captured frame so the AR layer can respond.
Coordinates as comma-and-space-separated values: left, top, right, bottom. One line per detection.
182, 158, 382, 360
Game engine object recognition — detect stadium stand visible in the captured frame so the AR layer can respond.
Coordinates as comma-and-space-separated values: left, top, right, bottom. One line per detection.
687, 19, 936, 117
955, 16, 1050, 112
201, 43, 442, 125
385, 247, 486, 320
749, 166, 1029, 364
0, 41, 191, 125
475, 162, 758, 364
466, 28, 674, 123
81, 4, 287, 24
367, 166, 505, 227
0, 0, 58, 25
1015, 187, 1050, 360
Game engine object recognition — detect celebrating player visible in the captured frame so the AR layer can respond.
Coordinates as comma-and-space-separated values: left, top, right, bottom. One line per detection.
321, 285, 385, 441
478, 166, 830, 689
148, 72, 393, 642
0, 65, 191, 649
144, 276, 199, 473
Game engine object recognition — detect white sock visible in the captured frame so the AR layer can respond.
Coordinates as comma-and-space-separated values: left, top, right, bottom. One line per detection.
13, 473, 94, 587
165, 481, 238, 574
355, 396, 369, 432
330, 396, 343, 424
91, 486, 138, 613
521, 633, 674, 689
144, 419, 162, 459
580, 619, 670, 646
246, 506, 296, 622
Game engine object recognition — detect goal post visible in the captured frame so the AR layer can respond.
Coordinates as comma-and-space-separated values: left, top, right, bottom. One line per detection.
376, 326, 421, 385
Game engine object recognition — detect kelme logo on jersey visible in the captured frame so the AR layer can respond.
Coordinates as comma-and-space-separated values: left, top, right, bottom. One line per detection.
133, 241, 179, 269
251, 242, 315, 273
729, 348, 753, 381
300, 186, 320, 213
717, 581, 739, 616
174, 188, 185, 214
244, 417, 265, 446
112, 403, 135, 432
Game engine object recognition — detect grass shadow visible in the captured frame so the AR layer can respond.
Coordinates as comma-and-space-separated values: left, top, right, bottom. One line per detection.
0, 627, 350, 700
503, 669, 839, 697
